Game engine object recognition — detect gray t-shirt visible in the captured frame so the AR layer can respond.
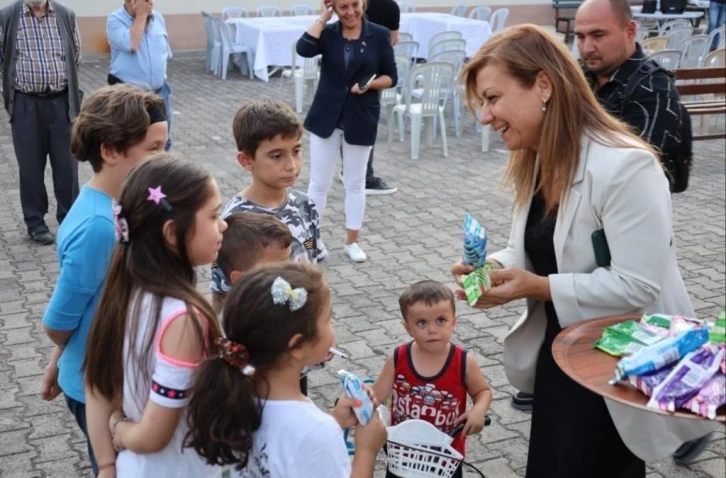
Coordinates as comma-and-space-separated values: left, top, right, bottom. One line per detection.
210, 188, 327, 293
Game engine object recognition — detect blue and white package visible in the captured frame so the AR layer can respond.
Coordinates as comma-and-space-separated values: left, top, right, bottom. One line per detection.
611, 327, 710, 384
461, 213, 487, 269
338, 369, 374, 425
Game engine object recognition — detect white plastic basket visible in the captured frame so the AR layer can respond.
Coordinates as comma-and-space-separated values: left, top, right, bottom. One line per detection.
385, 419, 464, 478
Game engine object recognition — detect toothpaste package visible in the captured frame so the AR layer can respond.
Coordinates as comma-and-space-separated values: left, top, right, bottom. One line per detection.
709, 309, 726, 345
627, 362, 678, 396
604, 320, 663, 346
595, 334, 646, 358
641, 313, 673, 330
646, 346, 724, 412
683, 372, 726, 420
461, 213, 487, 268
460, 214, 495, 306
611, 327, 710, 384
338, 369, 375, 425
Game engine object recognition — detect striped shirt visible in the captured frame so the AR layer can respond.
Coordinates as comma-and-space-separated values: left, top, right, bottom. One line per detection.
0, 1, 81, 94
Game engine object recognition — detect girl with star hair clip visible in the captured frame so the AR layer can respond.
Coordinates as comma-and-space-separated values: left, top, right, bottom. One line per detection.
185, 262, 387, 478
84, 157, 228, 477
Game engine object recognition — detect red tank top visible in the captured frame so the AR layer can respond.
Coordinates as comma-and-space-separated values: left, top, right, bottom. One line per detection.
391, 342, 468, 456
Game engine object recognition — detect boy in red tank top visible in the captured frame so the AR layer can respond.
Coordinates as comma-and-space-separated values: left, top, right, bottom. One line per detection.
373, 281, 493, 478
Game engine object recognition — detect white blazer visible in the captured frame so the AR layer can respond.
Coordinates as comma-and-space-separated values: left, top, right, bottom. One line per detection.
488, 133, 718, 462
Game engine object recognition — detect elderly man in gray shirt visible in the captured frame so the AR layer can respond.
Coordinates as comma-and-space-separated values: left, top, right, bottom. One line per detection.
0, 0, 82, 245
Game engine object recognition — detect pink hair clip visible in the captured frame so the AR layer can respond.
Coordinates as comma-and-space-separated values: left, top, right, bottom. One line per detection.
147, 186, 173, 212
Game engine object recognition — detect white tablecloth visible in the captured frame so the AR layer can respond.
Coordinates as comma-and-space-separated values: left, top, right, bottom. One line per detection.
399, 13, 491, 59
227, 15, 321, 81
226, 12, 492, 81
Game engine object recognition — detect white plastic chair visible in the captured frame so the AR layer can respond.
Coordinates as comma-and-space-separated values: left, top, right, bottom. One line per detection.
394, 41, 419, 60
290, 5, 315, 16
450, 4, 467, 17
648, 49, 683, 71
703, 48, 725, 68
468, 6, 491, 22
679, 35, 710, 68
708, 25, 725, 50
389, 62, 454, 160
281, 45, 319, 112
222, 7, 249, 19
664, 26, 693, 49
489, 8, 509, 33
201, 12, 221, 73
658, 19, 690, 37
398, 2, 416, 13
429, 39, 466, 59
213, 17, 254, 79
427, 31, 462, 57
399, 32, 413, 42
641, 36, 669, 54
415, 49, 467, 137
257, 5, 282, 17
636, 29, 650, 43
381, 56, 410, 135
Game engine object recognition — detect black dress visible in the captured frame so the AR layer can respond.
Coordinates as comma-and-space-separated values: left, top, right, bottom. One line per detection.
523, 192, 645, 478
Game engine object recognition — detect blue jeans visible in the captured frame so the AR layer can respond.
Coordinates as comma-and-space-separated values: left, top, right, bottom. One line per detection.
158, 82, 172, 151
64, 394, 98, 475
709, 1, 726, 49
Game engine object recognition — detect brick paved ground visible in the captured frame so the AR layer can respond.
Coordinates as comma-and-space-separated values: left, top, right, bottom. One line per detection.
0, 55, 724, 478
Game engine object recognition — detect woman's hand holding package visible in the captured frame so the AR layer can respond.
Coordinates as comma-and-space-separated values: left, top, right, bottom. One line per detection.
454, 267, 551, 308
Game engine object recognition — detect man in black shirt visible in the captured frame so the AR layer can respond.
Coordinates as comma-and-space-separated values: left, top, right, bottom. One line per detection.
576, 0, 692, 193
340, 0, 400, 195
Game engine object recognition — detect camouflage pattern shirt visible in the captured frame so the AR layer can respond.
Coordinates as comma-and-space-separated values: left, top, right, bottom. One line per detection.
210, 188, 327, 293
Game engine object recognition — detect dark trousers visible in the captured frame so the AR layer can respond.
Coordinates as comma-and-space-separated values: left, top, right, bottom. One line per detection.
11, 90, 79, 234
64, 394, 98, 475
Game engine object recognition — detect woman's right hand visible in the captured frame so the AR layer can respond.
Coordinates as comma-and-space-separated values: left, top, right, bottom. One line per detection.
319, 0, 333, 22
354, 410, 387, 455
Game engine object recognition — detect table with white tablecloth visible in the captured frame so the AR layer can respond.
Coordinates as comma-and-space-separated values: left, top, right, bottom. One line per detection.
226, 13, 492, 81
226, 15, 322, 81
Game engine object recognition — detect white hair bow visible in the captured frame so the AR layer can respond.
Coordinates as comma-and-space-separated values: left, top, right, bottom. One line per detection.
271, 277, 308, 311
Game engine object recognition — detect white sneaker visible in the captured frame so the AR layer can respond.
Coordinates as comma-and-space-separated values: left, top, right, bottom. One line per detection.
344, 243, 367, 262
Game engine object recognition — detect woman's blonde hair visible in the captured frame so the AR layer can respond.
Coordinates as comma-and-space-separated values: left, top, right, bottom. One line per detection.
460, 24, 655, 214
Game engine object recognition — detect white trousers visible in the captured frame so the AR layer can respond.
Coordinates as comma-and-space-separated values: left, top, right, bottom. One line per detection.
308, 129, 371, 231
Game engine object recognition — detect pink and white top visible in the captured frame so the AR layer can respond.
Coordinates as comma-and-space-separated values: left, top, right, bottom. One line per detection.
116, 292, 220, 478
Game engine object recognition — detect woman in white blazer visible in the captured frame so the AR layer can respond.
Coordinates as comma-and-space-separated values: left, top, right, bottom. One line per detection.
452, 25, 718, 478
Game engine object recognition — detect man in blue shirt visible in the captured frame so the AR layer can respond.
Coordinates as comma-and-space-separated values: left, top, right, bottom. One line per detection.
107, 0, 172, 150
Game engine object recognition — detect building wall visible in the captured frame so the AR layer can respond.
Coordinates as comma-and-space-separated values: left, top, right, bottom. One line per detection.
56, 0, 561, 53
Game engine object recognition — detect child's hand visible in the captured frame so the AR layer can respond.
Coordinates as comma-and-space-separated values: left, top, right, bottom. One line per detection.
354, 408, 387, 454
330, 386, 379, 429
453, 409, 486, 436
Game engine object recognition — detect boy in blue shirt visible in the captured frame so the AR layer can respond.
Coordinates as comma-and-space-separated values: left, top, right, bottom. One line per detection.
41, 85, 168, 476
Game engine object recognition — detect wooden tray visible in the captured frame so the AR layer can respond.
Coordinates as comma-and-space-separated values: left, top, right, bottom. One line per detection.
552, 315, 725, 423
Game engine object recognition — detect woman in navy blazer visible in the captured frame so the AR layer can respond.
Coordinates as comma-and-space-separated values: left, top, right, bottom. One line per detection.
297, 0, 397, 263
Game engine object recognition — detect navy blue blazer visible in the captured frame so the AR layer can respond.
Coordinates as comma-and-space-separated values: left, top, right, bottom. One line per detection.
297, 19, 398, 146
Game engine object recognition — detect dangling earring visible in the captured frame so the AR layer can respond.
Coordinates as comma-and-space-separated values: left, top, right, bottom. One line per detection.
541, 95, 550, 112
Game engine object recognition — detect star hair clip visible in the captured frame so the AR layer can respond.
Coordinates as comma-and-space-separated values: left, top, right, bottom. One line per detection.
271, 277, 308, 312
112, 200, 129, 244
147, 185, 173, 212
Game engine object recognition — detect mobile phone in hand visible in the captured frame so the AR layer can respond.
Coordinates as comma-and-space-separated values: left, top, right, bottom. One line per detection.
357, 74, 377, 91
